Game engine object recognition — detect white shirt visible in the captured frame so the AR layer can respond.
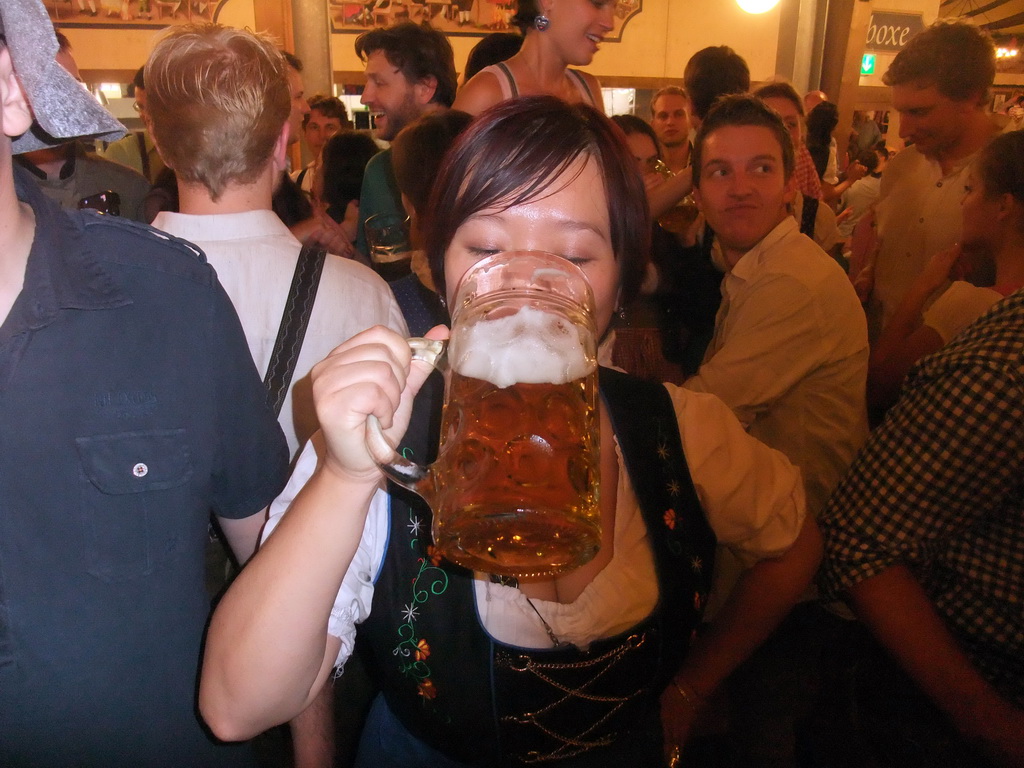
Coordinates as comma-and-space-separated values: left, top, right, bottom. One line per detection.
290, 162, 315, 196
823, 138, 839, 186
686, 217, 868, 517
838, 175, 881, 240
871, 145, 975, 339
152, 209, 407, 457
265, 385, 806, 667
923, 280, 1003, 344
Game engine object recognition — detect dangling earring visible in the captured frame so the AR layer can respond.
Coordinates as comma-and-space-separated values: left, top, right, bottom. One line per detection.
534, 13, 550, 30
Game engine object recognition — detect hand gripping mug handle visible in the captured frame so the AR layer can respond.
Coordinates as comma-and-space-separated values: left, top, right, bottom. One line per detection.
364, 337, 447, 489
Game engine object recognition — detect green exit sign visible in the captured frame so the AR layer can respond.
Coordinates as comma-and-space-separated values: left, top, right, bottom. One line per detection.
861, 54, 877, 75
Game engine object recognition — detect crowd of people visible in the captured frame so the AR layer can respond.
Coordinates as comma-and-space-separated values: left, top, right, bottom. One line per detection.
1, 0, 1022, 767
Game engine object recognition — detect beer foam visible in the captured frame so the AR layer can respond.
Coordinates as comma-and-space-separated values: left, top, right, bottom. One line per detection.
452, 306, 595, 388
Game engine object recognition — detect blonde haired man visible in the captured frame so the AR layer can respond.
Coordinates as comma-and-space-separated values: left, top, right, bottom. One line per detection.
147, 24, 406, 459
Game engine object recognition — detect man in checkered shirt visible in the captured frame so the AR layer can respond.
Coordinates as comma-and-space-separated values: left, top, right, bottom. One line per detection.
819, 290, 1024, 765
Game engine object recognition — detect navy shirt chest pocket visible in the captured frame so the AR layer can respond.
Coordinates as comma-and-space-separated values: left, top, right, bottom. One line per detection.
75, 429, 194, 582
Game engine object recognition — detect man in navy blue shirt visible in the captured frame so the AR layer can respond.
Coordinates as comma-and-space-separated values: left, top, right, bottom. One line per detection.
0, 1, 289, 765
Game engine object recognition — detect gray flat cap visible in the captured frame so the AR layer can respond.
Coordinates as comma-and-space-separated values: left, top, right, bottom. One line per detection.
1, 0, 125, 152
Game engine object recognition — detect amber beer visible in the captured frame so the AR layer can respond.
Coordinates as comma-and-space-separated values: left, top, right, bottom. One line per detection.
428, 368, 601, 577
364, 251, 603, 577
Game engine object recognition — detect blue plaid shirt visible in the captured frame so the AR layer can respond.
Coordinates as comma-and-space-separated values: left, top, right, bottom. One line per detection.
819, 288, 1024, 705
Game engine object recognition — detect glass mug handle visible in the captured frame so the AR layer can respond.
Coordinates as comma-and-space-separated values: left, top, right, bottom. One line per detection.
364, 336, 447, 488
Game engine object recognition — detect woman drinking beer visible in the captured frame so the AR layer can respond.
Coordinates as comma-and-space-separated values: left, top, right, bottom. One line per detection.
200, 97, 822, 768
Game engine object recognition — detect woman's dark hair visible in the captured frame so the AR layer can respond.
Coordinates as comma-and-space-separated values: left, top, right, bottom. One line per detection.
392, 110, 473, 215
424, 96, 651, 305
975, 130, 1024, 214
319, 131, 380, 222
512, 0, 540, 34
855, 148, 881, 174
272, 171, 313, 227
465, 32, 523, 82
609, 113, 662, 161
805, 101, 838, 145
804, 102, 838, 180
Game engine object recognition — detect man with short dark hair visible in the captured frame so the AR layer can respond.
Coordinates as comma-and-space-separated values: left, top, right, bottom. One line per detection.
682, 45, 750, 131
684, 93, 868, 767
0, 1, 290, 764
858, 21, 999, 340
687, 93, 866, 525
353, 21, 457, 264
293, 94, 350, 194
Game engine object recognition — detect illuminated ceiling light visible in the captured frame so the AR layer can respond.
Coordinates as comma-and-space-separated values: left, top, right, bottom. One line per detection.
736, 0, 780, 13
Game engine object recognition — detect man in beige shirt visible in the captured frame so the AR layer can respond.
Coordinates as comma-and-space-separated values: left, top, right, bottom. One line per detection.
858, 22, 1000, 341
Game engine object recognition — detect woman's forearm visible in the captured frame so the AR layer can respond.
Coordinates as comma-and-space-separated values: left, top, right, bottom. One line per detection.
647, 167, 693, 219
200, 459, 378, 740
674, 515, 823, 699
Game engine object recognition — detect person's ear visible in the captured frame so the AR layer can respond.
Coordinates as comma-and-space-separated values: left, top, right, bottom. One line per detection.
413, 75, 438, 106
782, 171, 798, 206
271, 122, 290, 172
997, 192, 1023, 228
0, 48, 33, 139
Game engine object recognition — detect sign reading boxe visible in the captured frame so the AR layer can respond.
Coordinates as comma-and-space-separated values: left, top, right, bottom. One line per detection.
865, 11, 925, 53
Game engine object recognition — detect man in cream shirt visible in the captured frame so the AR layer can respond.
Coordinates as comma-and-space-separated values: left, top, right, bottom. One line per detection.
147, 25, 406, 458
683, 94, 868, 764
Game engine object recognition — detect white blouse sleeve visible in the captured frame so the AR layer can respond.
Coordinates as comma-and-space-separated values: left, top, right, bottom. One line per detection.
262, 435, 390, 670
664, 383, 807, 567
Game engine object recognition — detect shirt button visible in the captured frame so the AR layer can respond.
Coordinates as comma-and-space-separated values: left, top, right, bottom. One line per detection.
936, 181, 943, 187
133, 463, 149, 478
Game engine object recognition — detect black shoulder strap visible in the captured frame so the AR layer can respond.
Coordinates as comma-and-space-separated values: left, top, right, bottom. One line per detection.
263, 243, 327, 416
495, 61, 519, 98
566, 68, 597, 107
800, 196, 819, 238
598, 368, 715, 659
136, 132, 150, 181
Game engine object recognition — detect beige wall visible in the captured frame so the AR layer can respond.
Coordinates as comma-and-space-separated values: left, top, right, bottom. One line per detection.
61, 2, 257, 75
857, 0, 939, 89
63, 0, 785, 85
331, 0, 782, 82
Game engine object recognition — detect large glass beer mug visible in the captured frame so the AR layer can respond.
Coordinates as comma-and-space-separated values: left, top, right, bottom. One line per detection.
366, 251, 601, 578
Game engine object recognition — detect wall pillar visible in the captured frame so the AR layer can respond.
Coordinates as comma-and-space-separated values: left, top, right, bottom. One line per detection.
821, 0, 873, 166
254, 0, 294, 51
775, 0, 822, 93
291, 0, 332, 97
